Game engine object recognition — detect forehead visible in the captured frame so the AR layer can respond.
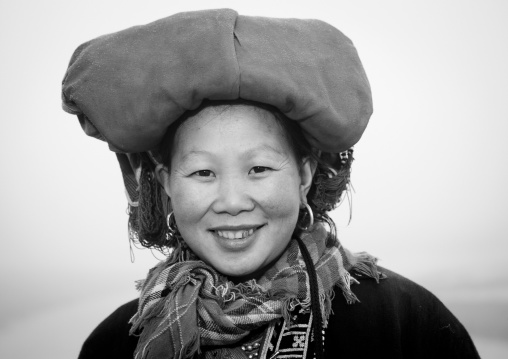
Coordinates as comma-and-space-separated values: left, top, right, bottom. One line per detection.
172, 104, 292, 155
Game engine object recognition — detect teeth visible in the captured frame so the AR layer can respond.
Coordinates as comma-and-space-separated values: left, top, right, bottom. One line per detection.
217, 228, 256, 239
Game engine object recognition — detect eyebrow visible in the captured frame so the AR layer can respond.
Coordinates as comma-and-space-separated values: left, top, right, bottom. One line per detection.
241, 144, 287, 159
179, 150, 209, 163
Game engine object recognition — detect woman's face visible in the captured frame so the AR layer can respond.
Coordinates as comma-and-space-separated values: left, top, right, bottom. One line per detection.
160, 105, 313, 279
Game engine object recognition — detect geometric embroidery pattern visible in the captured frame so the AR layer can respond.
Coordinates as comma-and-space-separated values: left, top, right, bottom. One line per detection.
263, 306, 315, 359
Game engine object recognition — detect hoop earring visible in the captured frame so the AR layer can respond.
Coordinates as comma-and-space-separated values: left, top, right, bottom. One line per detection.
300, 202, 314, 230
166, 212, 179, 239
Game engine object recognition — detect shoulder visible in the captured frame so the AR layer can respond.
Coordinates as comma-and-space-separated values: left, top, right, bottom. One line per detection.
349, 266, 445, 311
326, 267, 480, 359
78, 299, 139, 359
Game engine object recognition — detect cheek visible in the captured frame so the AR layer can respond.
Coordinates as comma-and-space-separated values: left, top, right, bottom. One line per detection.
258, 175, 302, 222
168, 180, 206, 226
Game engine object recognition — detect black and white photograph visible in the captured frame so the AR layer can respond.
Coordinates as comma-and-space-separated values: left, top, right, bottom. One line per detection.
1, 1, 507, 358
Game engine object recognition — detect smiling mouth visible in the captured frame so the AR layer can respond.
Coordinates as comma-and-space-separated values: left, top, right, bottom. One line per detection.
211, 225, 264, 240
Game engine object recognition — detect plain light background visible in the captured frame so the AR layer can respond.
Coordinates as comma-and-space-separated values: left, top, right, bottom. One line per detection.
1, 0, 507, 358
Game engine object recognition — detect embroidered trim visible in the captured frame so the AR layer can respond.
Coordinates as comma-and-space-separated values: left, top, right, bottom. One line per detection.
265, 307, 316, 359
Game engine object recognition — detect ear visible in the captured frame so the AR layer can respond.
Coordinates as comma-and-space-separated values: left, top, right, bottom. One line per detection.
299, 157, 317, 204
154, 164, 172, 198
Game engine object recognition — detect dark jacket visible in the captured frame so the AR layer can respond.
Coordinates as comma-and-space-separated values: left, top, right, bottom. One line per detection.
78, 268, 480, 359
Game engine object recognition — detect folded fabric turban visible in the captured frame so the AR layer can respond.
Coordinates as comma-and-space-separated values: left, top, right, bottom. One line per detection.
62, 8, 373, 155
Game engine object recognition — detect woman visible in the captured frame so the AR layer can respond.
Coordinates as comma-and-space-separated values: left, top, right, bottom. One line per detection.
62, 9, 480, 359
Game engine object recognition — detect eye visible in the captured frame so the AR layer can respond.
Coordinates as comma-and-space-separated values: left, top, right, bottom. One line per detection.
192, 170, 214, 177
249, 166, 271, 174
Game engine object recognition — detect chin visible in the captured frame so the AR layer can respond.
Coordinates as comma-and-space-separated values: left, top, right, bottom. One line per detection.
209, 259, 264, 282
207, 246, 287, 281
216, 264, 257, 278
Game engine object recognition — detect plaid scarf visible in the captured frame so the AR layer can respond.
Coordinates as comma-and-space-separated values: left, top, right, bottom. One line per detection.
129, 223, 381, 359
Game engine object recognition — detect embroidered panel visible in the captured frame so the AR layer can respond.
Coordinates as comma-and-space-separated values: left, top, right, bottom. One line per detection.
263, 307, 318, 359
202, 306, 322, 359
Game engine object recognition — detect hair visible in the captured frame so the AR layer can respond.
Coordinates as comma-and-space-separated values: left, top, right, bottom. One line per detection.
128, 100, 354, 253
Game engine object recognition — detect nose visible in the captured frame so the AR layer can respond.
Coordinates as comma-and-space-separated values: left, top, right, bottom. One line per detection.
212, 175, 255, 215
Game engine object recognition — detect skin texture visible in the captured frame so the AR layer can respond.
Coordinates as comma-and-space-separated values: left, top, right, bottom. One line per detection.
157, 105, 314, 279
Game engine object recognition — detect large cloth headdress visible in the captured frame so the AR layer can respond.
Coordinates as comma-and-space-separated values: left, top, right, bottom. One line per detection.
61, 9, 372, 204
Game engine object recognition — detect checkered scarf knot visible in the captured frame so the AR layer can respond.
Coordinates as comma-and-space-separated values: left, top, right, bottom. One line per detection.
129, 223, 380, 359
